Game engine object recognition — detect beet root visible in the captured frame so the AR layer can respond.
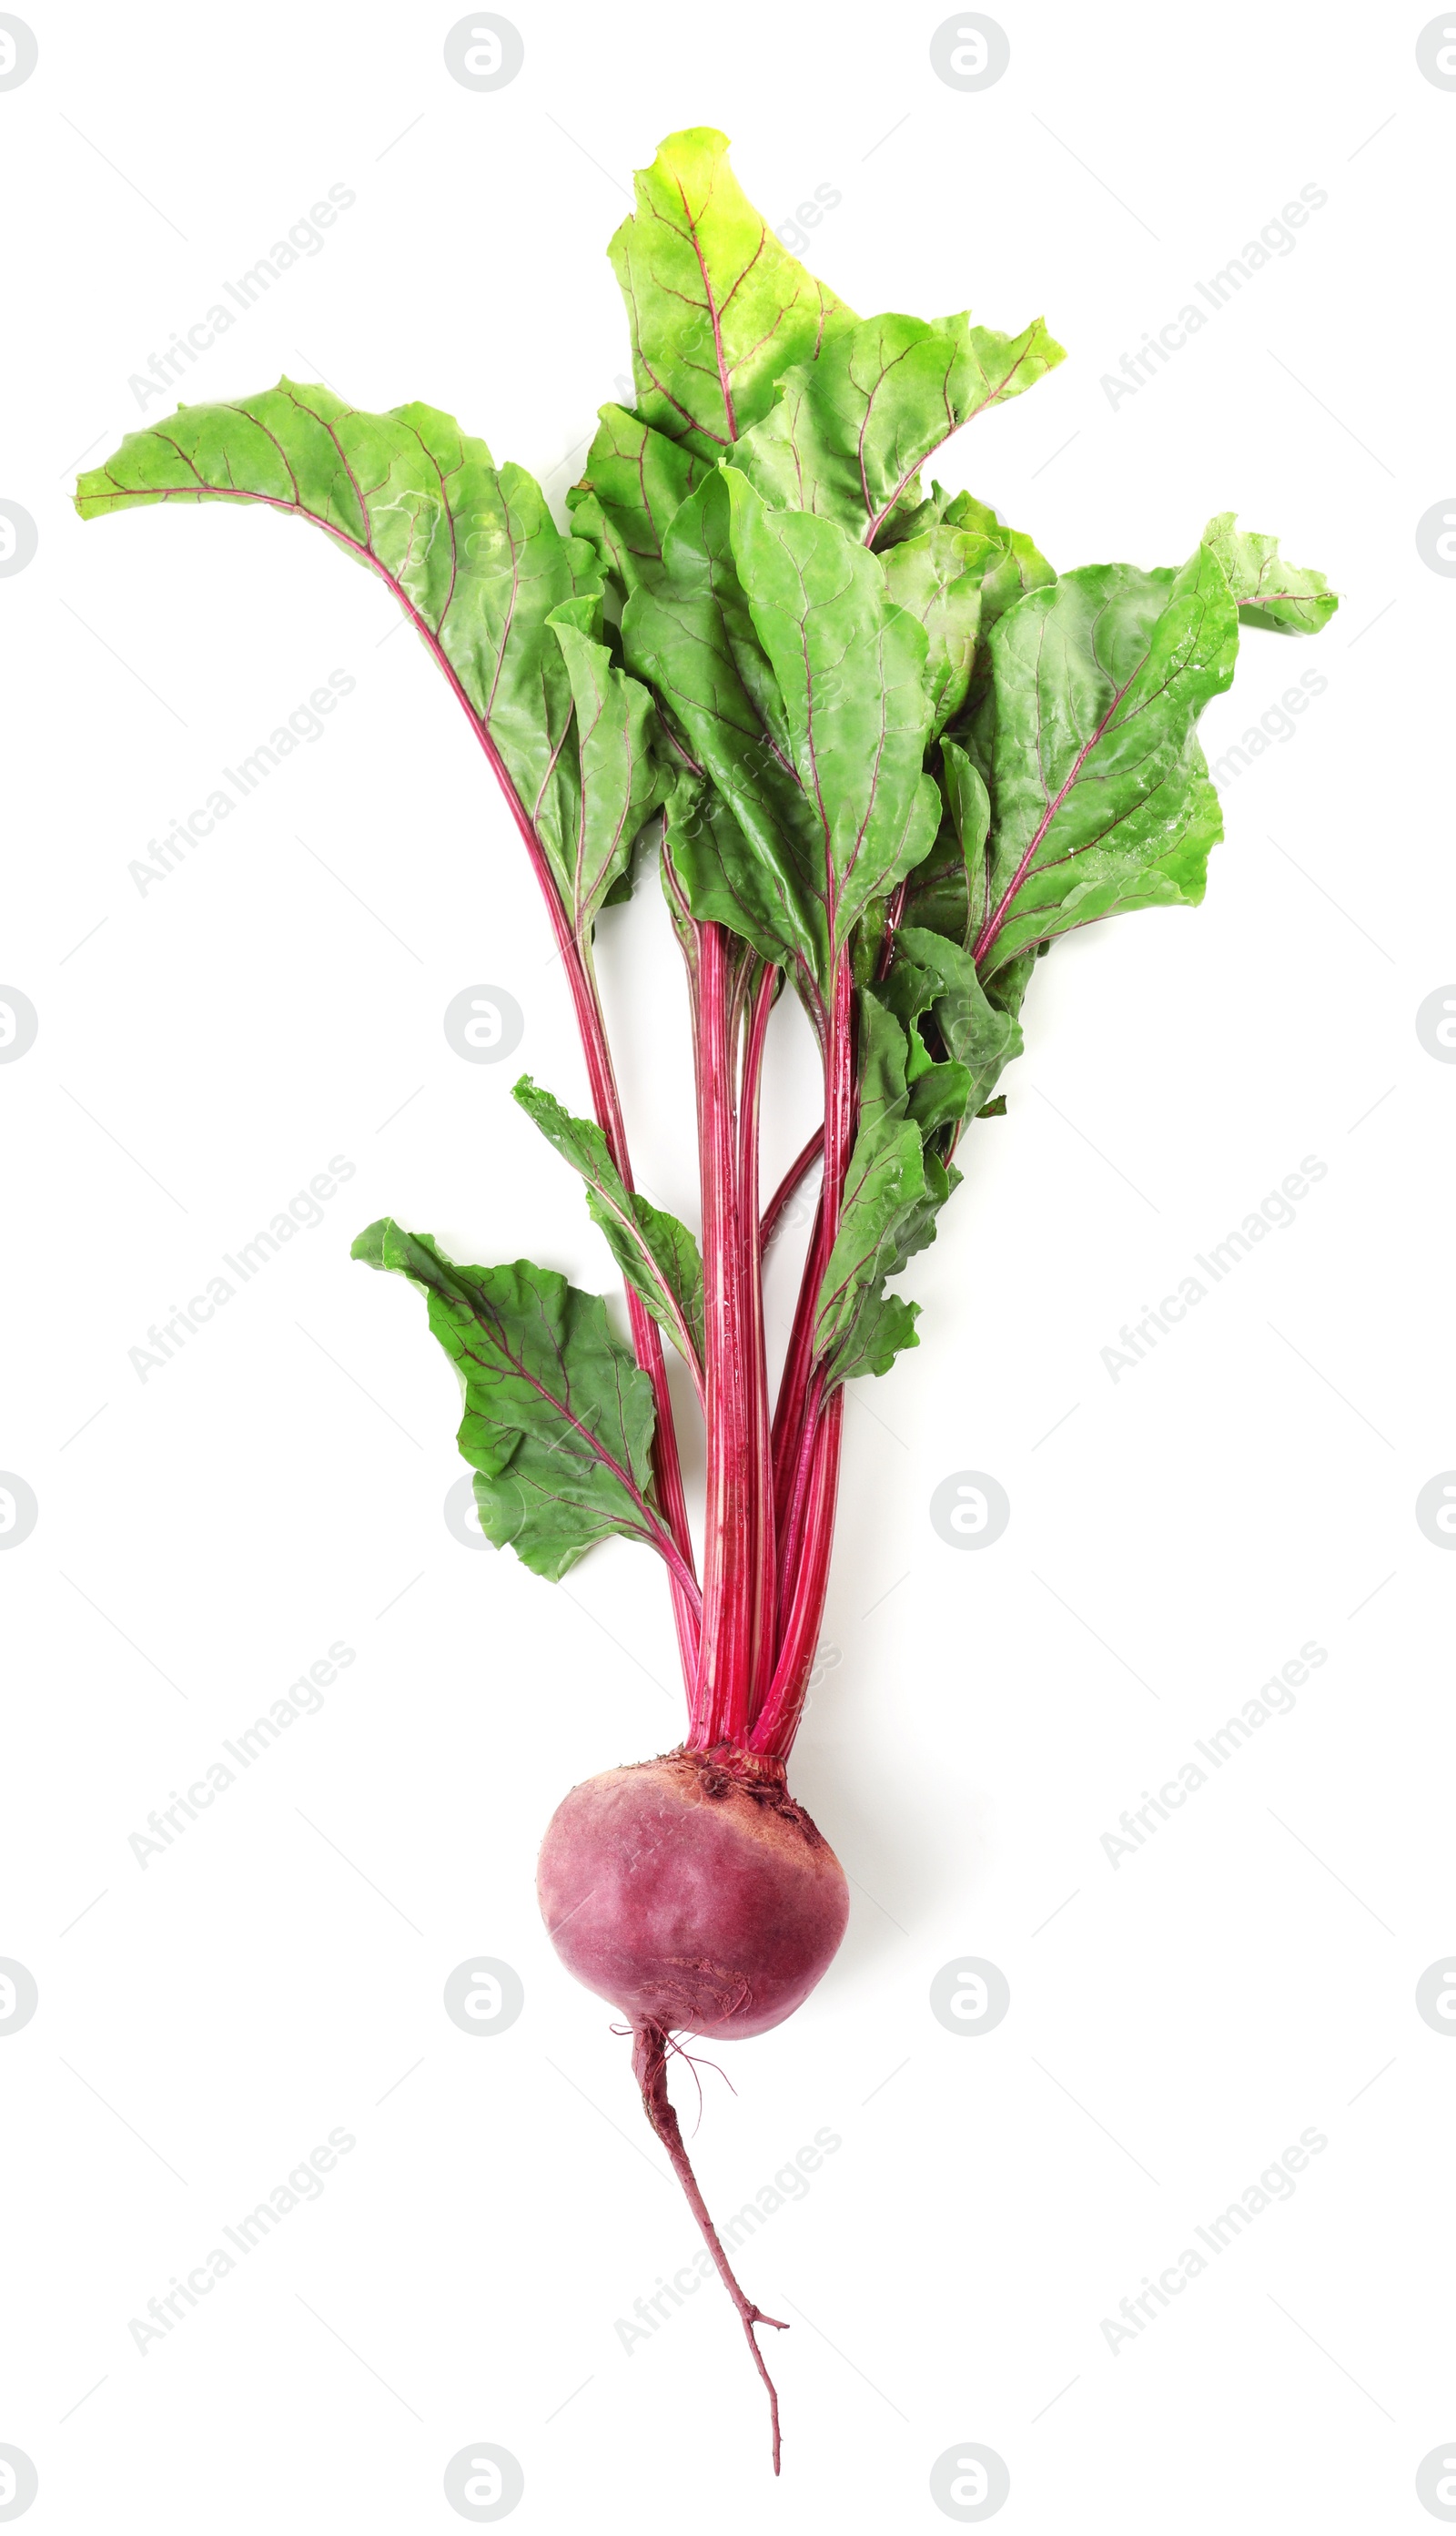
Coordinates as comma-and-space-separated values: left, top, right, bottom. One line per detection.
536, 1746, 850, 2468
535, 1744, 849, 2039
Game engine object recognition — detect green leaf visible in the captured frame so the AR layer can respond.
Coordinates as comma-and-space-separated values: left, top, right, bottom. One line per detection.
75, 380, 612, 913
352, 1218, 664, 1583
832, 1290, 922, 1384
974, 545, 1239, 977
907, 1057, 975, 1138
545, 595, 670, 934
893, 925, 1023, 1117
623, 475, 827, 995
723, 470, 940, 965
814, 996, 953, 1382
815, 1111, 927, 1373
661, 772, 812, 990
608, 127, 854, 462
567, 405, 708, 597
941, 490, 1057, 633
1201, 511, 1339, 634
896, 802, 974, 945
512, 1075, 704, 1385
877, 529, 986, 736
942, 738, 990, 852
733, 311, 1066, 544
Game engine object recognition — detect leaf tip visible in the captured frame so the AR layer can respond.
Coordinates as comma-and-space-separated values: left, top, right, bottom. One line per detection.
350, 1218, 392, 1268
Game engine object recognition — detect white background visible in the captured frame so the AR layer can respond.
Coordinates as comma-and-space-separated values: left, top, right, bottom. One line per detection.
3, 4, 1453, 2528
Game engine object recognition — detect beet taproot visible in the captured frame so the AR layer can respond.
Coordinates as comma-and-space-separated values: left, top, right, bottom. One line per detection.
538, 1745, 849, 2466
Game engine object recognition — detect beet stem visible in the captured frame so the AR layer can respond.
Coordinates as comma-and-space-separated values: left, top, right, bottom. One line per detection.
631, 2019, 787, 2473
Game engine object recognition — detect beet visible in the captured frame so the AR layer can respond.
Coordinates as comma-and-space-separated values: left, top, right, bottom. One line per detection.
537, 1746, 849, 2036
538, 1745, 849, 2466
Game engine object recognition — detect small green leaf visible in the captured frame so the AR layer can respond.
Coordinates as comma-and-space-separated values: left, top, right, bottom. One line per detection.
733, 311, 1066, 543
723, 470, 940, 965
1202, 511, 1339, 634
545, 596, 670, 934
877, 530, 986, 736
623, 473, 826, 994
937, 735, 993, 943
352, 1218, 663, 1582
608, 127, 854, 462
814, 996, 952, 1381
894, 925, 1024, 1118
975, 546, 1239, 976
832, 1290, 921, 1383
940, 490, 1057, 632
567, 405, 707, 596
512, 1075, 704, 1385
662, 774, 814, 993
815, 1112, 927, 1369
941, 740, 990, 863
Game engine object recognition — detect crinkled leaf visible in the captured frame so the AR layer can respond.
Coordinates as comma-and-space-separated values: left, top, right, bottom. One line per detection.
545, 595, 670, 933
1202, 511, 1339, 634
733, 311, 1066, 544
75, 380, 611, 911
608, 127, 853, 462
814, 997, 953, 1380
974, 545, 1239, 977
567, 405, 708, 596
907, 1058, 975, 1138
723, 470, 940, 965
815, 1113, 927, 1372
894, 925, 1023, 1117
352, 1218, 661, 1582
832, 1290, 921, 1384
512, 1075, 703, 1381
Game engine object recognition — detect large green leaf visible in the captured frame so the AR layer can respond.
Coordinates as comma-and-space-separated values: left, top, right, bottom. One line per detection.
76, 383, 598, 856
352, 1219, 668, 1583
608, 127, 853, 461
733, 311, 1066, 544
973, 544, 1239, 977
1201, 512, 1339, 634
723, 471, 940, 965
567, 404, 708, 597
512, 1075, 703, 1386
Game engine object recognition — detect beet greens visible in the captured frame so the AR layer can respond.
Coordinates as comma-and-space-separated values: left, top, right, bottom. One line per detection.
76, 124, 1337, 2470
